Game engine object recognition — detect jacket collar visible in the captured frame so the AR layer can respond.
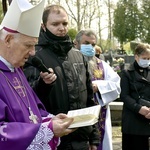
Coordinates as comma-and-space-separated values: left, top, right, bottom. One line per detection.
127, 61, 150, 82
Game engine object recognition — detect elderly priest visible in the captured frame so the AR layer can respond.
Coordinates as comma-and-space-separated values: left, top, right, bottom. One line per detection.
0, 0, 75, 150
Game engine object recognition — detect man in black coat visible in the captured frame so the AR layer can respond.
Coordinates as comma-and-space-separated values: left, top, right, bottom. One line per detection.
24, 4, 99, 150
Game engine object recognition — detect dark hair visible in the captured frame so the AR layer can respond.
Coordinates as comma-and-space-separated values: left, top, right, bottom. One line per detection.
134, 43, 150, 55
75, 29, 97, 45
42, 5, 68, 26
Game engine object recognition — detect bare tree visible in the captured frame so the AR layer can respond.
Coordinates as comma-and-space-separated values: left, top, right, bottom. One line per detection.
2, 0, 12, 15
63, 0, 99, 31
95, 0, 104, 45
103, 0, 116, 49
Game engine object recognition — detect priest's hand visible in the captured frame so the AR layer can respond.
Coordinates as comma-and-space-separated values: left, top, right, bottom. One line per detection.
89, 145, 97, 150
40, 68, 57, 84
52, 113, 76, 137
92, 83, 98, 93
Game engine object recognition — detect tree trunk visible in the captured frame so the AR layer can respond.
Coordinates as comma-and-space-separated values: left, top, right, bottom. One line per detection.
2, 0, 12, 16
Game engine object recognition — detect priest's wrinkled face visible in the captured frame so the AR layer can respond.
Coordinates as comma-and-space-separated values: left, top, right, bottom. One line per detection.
1, 32, 37, 67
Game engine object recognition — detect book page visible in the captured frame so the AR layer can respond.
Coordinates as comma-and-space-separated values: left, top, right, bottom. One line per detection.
64, 105, 101, 128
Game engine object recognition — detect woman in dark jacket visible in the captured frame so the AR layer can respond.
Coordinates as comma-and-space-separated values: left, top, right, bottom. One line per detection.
120, 43, 150, 150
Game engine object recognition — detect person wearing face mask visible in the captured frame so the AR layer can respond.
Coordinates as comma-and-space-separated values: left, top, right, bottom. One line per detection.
74, 29, 121, 150
120, 43, 150, 150
80, 44, 96, 56
94, 45, 105, 61
24, 5, 100, 150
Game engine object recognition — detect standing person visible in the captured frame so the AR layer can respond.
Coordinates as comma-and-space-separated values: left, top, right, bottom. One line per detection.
24, 4, 100, 150
95, 45, 105, 61
0, 0, 75, 149
120, 43, 150, 150
74, 29, 121, 150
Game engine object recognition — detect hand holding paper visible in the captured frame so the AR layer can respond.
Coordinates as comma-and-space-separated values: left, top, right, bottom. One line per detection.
63, 105, 101, 128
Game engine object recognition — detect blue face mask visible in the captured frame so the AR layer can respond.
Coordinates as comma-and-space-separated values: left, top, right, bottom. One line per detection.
80, 44, 95, 57
138, 58, 150, 68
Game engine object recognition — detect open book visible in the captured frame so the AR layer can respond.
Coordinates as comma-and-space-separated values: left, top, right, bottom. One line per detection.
64, 105, 101, 128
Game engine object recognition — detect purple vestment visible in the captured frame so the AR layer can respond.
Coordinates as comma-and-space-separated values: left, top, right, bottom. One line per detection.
92, 58, 120, 150
92, 59, 107, 150
0, 61, 59, 150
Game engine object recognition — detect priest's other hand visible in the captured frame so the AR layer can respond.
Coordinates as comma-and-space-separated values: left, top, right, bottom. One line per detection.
52, 113, 76, 137
92, 83, 98, 93
89, 145, 97, 150
40, 68, 57, 84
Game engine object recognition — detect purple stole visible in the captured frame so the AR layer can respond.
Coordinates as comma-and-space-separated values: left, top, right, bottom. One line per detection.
92, 59, 107, 150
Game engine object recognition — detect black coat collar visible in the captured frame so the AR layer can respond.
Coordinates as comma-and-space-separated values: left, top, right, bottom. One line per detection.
127, 61, 150, 82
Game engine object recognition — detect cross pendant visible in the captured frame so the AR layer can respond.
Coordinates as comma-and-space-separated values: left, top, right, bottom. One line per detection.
29, 107, 38, 124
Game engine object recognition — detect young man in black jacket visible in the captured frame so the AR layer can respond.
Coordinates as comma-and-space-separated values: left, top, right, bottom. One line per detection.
24, 5, 99, 150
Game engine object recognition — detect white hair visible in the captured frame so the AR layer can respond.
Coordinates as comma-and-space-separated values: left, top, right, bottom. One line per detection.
84, 56, 97, 78
0, 29, 20, 41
